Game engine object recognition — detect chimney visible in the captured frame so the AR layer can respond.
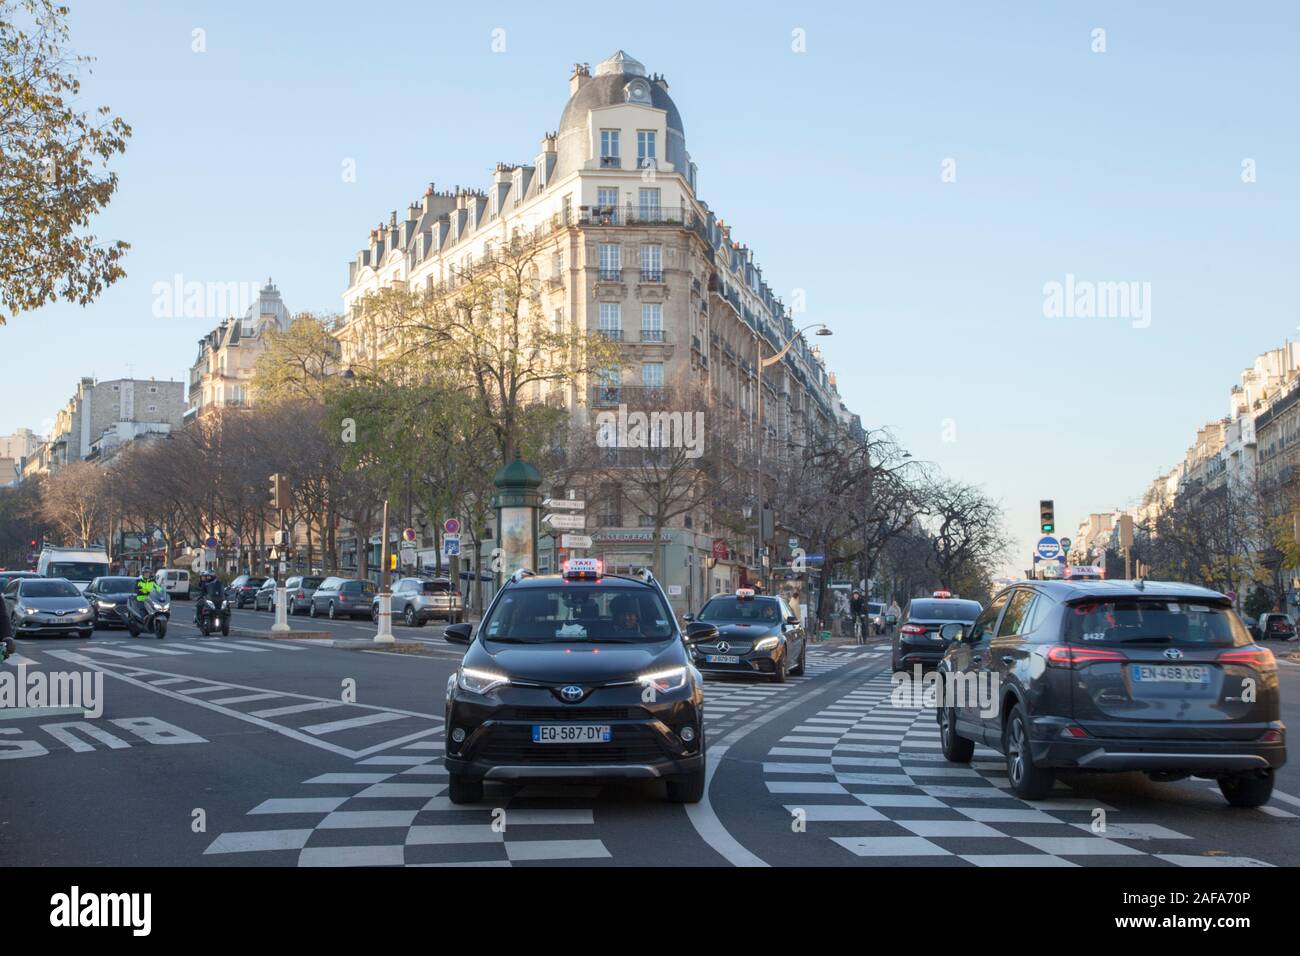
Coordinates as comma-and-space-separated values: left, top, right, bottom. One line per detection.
422, 183, 436, 215
654, 73, 669, 91
569, 62, 590, 95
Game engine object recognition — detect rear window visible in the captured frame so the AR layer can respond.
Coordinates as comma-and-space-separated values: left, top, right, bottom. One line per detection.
1065, 599, 1249, 647
49, 562, 108, 580
343, 581, 375, 594
419, 580, 451, 594
1265, 616, 1294, 634
908, 600, 981, 622
301, 577, 325, 589
245, 577, 267, 588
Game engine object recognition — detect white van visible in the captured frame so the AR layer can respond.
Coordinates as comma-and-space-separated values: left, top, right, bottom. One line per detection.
37, 546, 111, 593
155, 568, 191, 600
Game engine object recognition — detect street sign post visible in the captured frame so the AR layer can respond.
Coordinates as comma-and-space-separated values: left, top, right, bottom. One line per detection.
542, 498, 586, 511
560, 533, 593, 549
1060, 537, 1072, 554
542, 513, 586, 531
1035, 537, 1062, 561
443, 518, 460, 535
442, 534, 461, 558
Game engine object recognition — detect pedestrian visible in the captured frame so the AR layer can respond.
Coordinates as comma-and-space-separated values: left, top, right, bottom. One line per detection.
0, 586, 14, 661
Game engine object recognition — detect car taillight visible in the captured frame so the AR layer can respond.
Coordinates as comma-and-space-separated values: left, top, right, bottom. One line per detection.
339, 594, 348, 602
1045, 645, 1127, 667
1259, 729, 1283, 743
1218, 646, 1276, 671
900, 624, 926, 636
297, 590, 305, 598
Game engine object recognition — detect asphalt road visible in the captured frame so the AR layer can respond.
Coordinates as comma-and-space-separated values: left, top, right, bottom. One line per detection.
4, 605, 1299, 867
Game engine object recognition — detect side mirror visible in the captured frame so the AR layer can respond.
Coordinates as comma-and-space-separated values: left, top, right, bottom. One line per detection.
939, 622, 966, 643
682, 612, 694, 622
444, 622, 473, 645
785, 615, 799, 625
684, 621, 719, 644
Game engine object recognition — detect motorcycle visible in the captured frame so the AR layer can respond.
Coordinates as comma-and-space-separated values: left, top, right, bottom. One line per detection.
117, 591, 170, 639
197, 597, 231, 637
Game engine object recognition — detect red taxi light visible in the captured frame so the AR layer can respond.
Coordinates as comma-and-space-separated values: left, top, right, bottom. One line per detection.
562, 558, 603, 579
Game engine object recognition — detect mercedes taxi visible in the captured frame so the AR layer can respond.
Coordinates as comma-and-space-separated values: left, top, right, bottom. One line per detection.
442, 559, 716, 805
686, 588, 808, 682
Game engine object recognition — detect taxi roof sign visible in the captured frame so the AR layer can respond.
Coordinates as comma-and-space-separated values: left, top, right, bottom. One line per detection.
735, 587, 756, 600
563, 558, 602, 579
933, 589, 953, 599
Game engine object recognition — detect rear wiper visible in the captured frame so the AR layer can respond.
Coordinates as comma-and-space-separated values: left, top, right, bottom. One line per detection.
1119, 635, 1173, 644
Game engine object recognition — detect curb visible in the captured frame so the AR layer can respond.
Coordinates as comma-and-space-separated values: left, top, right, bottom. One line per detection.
231, 628, 332, 641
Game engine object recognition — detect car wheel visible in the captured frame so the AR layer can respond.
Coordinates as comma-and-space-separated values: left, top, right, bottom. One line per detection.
328, 602, 337, 620
789, 643, 806, 676
665, 761, 707, 804
1219, 770, 1275, 808
447, 773, 484, 805
771, 653, 787, 683
940, 706, 975, 763
1004, 705, 1054, 799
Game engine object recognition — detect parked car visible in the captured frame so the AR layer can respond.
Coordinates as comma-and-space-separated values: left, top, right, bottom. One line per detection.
1258, 612, 1296, 642
372, 577, 464, 626
226, 575, 268, 609
253, 578, 279, 611
4, 577, 94, 638
284, 575, 325, 615
893, 596, 983, 671
87, 575, 142, 629
937, 580, 1285, 807
309, 577, 376, 620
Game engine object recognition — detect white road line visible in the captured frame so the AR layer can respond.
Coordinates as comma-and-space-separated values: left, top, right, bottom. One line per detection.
504, 840, 610, 862
300, 712, 406, 735
210, 692, 283, 706
299, 846, 405, 867
250, 797, 349, 814
1269, 789, 1300, 809
250, 701, 340, 719
204, 829, 313, 854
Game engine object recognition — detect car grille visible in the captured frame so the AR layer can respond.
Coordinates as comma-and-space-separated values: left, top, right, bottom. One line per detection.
499, 707, 642, 722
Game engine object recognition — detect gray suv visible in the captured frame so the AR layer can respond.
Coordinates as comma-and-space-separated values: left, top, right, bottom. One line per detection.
373, 577, 463, 627
937, 580, 1285, 808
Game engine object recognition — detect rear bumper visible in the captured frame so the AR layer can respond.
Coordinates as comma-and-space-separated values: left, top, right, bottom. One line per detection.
1029, 716, 1287, 773
895, 643, 946, 666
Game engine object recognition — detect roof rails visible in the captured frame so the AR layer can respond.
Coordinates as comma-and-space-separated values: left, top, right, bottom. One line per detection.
508, 567, 535, 584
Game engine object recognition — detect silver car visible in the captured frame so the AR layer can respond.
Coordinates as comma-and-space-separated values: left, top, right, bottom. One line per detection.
372, 577, 464, 627
284, 575, 326, 615
5, 577, 95, 638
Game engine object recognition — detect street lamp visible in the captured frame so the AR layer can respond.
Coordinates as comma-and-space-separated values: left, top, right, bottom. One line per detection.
754, 323, 832, 583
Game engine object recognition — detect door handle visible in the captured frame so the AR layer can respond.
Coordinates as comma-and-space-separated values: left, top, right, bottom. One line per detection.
1001, 655, 1014, 665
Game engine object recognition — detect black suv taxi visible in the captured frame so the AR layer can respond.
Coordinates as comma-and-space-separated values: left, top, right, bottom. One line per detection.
937, 580, 1286, 807
442, 560, 716, 805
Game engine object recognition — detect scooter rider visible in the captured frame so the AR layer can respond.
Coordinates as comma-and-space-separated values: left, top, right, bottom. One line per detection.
194, 571, 224, 627
130, 573, 162, 630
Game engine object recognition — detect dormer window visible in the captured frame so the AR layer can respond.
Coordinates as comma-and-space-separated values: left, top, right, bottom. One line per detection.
624, 78, 651, 103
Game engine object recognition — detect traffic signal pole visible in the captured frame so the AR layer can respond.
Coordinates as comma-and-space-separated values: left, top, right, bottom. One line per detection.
269, 474, 291, 633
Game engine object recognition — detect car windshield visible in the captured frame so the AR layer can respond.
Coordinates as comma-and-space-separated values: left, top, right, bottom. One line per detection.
482, 584, 675, 643
698, 596, 783, 624
99, 578, 138, 592
49, 562, 108, 580
22, 580, 82, 598
908, 600, 982, 621
1065, 599, 1249, 647
343, 581, 375, 594
867, 603, 884, 614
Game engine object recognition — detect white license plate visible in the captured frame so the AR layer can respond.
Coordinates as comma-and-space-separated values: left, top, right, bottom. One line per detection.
705, 654, 741, 664
1131, 664, 1210, 684
532, 724, 611, 743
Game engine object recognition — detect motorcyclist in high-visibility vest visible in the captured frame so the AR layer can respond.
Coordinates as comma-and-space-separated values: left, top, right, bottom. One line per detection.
130, 574, 161, 628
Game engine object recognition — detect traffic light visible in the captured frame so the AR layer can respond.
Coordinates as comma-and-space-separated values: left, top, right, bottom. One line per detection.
1039, 500, 1055, 534
269, 474, 289, 511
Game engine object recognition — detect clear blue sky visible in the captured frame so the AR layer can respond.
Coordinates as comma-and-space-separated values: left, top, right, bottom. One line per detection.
4, 1, 1298, 573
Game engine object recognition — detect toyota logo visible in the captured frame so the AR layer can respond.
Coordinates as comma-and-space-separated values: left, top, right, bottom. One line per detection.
560, 685, 585, 702
1163, 647, 1183, 661
716, 641, 731, 653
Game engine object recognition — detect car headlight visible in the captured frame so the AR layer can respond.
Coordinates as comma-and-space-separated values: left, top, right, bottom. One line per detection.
15, 605, 34, 617
638, 666, 688, 693
457, 667, 510, 695
753, 636, 780, 652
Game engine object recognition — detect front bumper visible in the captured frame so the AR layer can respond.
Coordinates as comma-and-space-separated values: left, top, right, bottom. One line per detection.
690, 647, 782, 679
445, 685, 704, 782
14, 617, 93, 635
1028, 716, 1287, 773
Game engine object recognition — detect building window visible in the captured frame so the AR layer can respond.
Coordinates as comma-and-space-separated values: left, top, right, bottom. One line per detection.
641, 362, 664, 388
640, 244, 662, 282
597, 187, 619, 222
553, 309, 564, 335
598, 303, 622, 340
562, 194, 572, 225
641, 303, 663, 342
600, 129, 620, 167
147, 404, 158, 413
596, 367, 622, 404
637, 130, 656, 168
638, 188, 660, 221
598, 243, 621, 281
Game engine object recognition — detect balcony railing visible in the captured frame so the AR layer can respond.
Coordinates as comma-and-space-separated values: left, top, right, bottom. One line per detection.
597, 328, 623, 341
577, 204, 699, 229
640, 328, 665, 343
589, 385, 674, 407
600, 156, 621, 168
597, 268, 622, 282
639, 269, 664, 283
